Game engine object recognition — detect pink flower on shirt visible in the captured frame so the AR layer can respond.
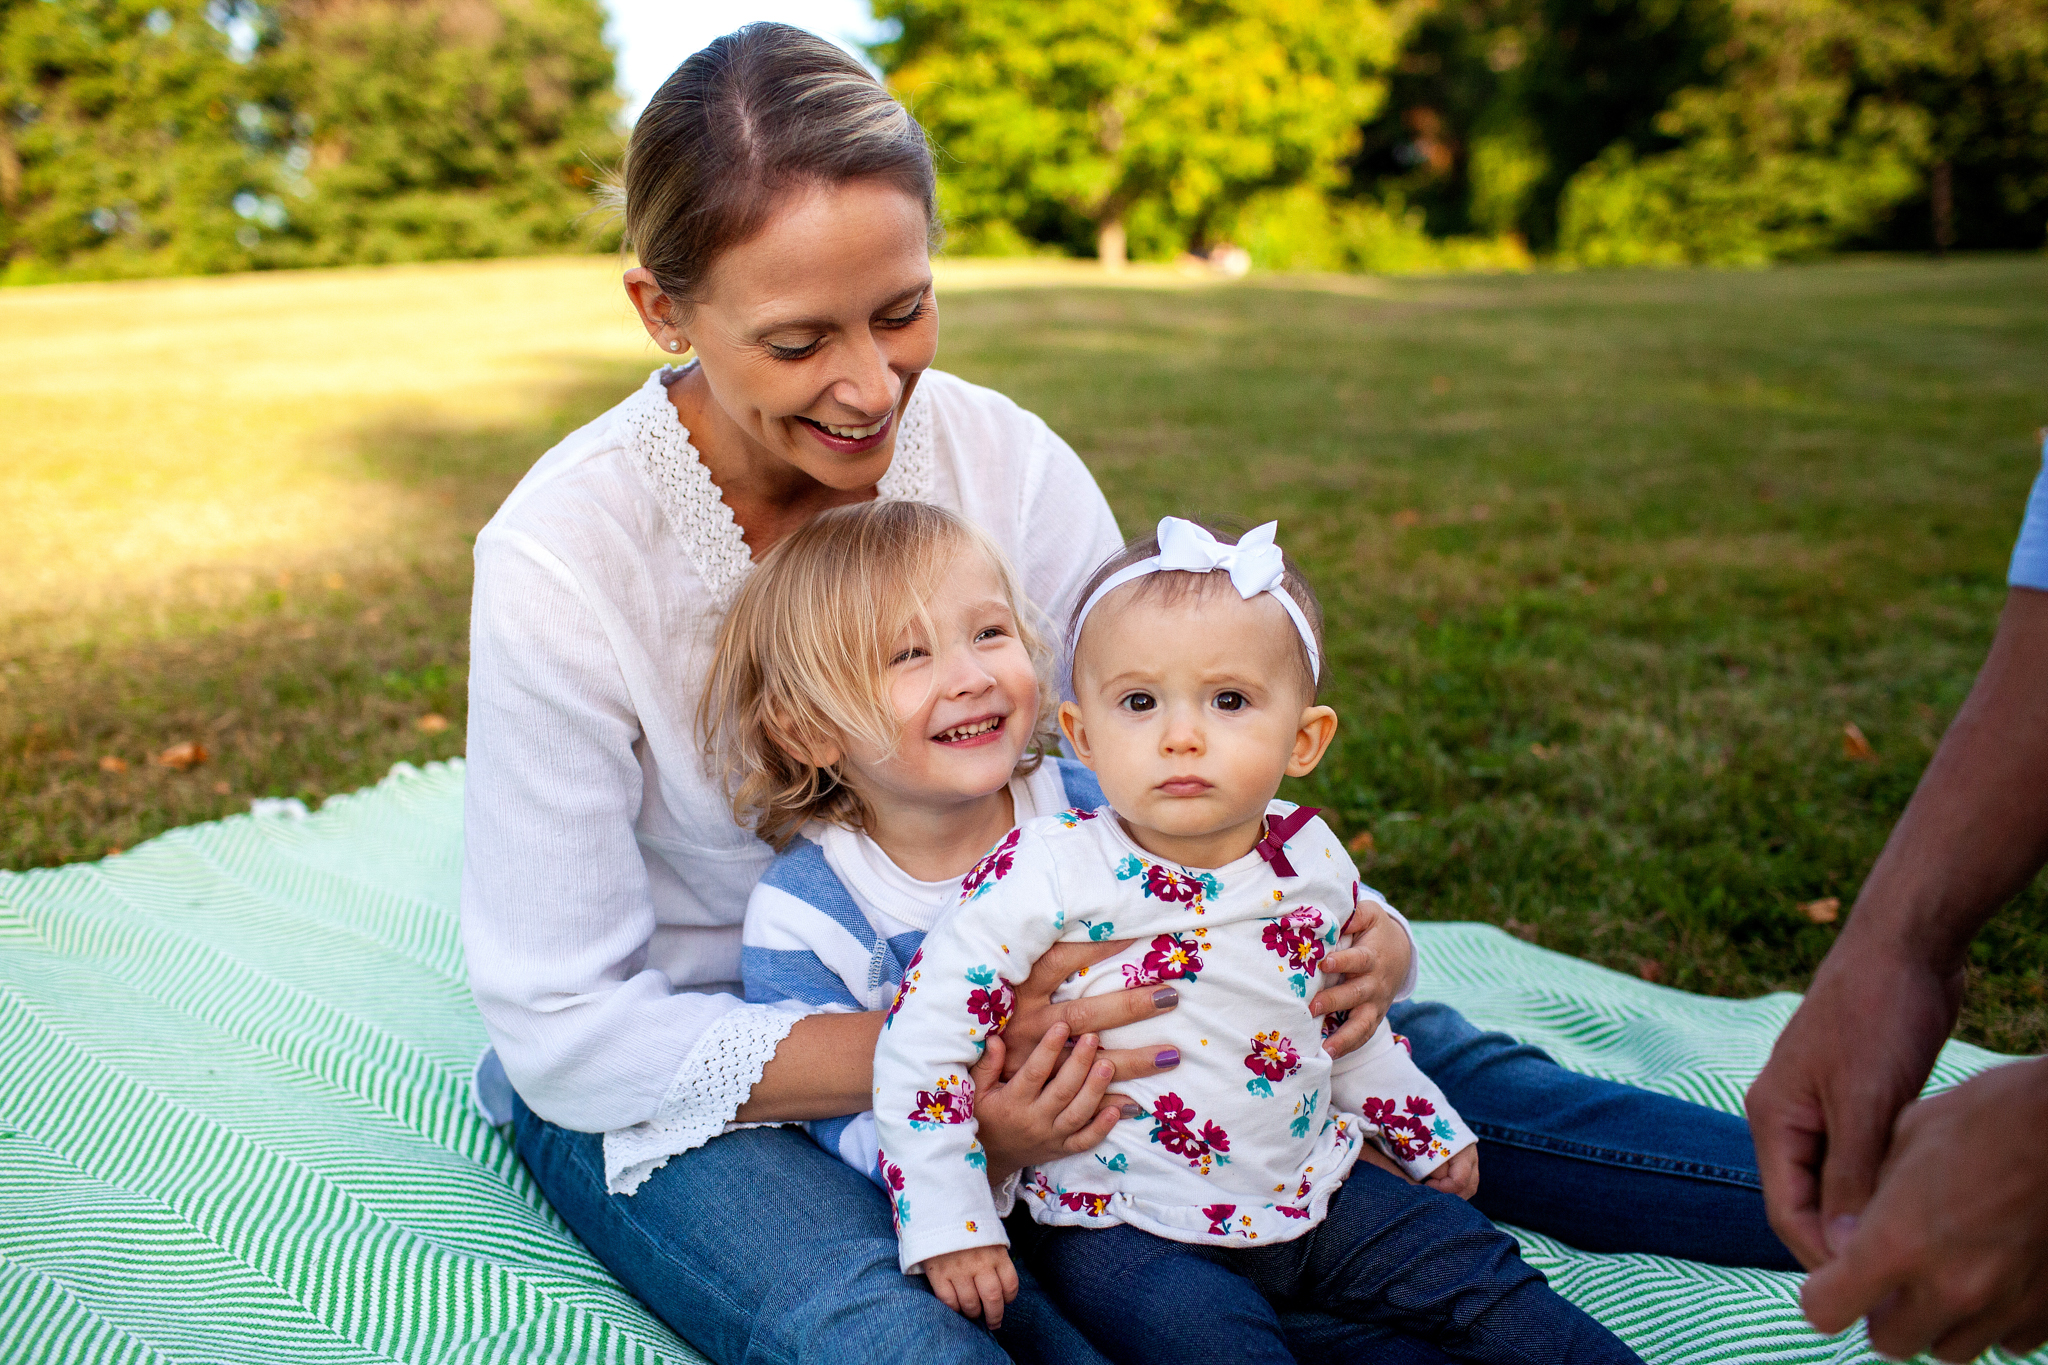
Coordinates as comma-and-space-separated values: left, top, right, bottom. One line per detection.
1121, 932, 1205, 988
1243, 1031, 1302, 1083
908, 1075, 976, 1131
965, 964, 1016, 1034
1261, 907, 1327, 974
1150, 1091, 1231, 1175
1203, 1204, 1238, 1235
960, 829, 1021, 901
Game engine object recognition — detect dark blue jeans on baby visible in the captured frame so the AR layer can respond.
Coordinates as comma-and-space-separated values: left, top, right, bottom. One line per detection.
1037, 1161, 1642, 1365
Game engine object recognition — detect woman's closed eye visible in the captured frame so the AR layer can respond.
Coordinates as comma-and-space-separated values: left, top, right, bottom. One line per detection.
878, 294, 930, 330
762, 335, 824, 362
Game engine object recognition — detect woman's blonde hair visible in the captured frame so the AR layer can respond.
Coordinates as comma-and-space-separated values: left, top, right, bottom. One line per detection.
700, 501, 1057, 849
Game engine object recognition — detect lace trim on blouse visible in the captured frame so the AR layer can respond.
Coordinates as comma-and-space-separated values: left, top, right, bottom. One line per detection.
602, 1002, 804, 1195
619, 365, 937, 613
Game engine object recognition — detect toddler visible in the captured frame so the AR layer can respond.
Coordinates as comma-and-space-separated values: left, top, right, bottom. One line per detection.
709, 502, 1641, 1364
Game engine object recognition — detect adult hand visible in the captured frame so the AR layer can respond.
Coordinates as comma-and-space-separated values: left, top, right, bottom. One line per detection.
1004, 938, 1182, 1082
1313, 900, 1414, 1059
970, 1025, 1137, 1183
1745, 935, 1963, 1269
1801, 1056, 2048, 1362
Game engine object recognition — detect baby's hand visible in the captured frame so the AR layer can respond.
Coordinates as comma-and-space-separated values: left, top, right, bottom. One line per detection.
1423, 1144, 1480, 1201
924, 1245, 1019, 1328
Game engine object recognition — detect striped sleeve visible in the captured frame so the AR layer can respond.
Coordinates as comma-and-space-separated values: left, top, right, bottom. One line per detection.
740, 840, 875, 1013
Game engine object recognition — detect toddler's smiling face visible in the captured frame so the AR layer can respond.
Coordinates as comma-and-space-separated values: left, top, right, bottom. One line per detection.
1060, 579, 1337, 870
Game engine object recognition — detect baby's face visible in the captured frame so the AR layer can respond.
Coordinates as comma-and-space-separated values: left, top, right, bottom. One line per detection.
837, 546, 1039, 815
1061, 581, 1333, 867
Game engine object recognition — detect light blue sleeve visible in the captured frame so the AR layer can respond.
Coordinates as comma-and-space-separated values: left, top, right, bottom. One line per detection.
2009, 434, 2048, 591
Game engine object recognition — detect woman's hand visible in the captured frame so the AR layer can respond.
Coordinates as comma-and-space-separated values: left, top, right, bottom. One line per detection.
970, 1025, 1137, 1183
1313, 900, 1413, 1059
1003, 939, 1183, 1082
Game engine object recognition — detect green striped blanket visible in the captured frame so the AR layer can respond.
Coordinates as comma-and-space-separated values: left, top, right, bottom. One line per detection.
0, 760, 2034, 1364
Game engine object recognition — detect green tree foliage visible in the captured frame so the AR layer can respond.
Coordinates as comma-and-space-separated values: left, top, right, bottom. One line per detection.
1354, 0, 2048, 261
874, 0, 1410, 264
0, 0, 619, 281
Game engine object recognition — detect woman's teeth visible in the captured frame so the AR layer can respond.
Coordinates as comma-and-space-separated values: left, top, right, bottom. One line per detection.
935, 717, 1002, 742
815, 416, 887, 439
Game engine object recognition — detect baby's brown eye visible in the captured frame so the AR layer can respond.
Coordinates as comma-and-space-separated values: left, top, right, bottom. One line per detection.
1214, 691, 1247, 712
1121, 692, 1156, 713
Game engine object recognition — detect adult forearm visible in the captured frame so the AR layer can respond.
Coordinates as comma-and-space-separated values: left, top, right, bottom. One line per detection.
1840, 588, 2048, 971
734, 1010, 885, 1123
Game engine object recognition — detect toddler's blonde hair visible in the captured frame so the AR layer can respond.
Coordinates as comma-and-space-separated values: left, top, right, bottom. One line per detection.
700, 500, 1057, 849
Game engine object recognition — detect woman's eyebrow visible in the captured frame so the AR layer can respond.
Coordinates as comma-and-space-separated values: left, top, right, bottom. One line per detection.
751, 281, 932, 336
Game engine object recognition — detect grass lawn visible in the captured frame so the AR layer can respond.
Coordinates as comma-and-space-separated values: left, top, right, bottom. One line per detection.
3, 254, 2044, 1052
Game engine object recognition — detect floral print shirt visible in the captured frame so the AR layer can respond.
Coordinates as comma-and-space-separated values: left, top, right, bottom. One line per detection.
872, 803, 1476, 1274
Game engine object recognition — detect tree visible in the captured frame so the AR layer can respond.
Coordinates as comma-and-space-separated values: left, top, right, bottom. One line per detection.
0, 0, 620, 280
873, 0, 1411, 264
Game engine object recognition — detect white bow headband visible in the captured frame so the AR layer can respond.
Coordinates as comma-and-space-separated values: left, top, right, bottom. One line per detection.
1072, 518, 1321, 681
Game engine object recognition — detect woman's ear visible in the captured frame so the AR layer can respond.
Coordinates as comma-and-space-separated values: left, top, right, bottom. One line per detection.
624, 266, 691, 355
1286, 704, 1339, 778
1058, 701, 1095, 767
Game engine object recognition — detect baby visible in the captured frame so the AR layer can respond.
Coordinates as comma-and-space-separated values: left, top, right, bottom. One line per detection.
710, 502, 1641, 1363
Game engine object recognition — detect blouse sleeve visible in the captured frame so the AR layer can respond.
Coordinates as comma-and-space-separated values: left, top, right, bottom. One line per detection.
1013, 415, 1125, 656
461, 525, 796, 1141
2009, 435, 2048, 591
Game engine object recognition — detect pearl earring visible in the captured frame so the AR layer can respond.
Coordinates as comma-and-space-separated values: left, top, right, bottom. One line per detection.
668, 339, 681, 352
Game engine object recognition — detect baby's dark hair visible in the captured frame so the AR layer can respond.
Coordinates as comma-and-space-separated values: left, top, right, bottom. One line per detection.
1067, 519, 1326, 697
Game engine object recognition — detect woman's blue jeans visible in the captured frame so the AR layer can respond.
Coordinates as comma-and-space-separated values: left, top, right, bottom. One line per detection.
510, 1001, 1794, 1364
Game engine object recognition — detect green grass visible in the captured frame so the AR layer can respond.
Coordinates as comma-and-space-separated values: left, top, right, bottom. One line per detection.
3, 255, 2045, 1052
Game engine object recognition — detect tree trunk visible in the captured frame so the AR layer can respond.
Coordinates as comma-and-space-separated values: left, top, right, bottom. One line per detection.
1097, 217, 1127, 271
1931, 160, 1955, 256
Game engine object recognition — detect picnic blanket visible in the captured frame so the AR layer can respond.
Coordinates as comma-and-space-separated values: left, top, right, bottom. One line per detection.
0, 759, 2037, 1365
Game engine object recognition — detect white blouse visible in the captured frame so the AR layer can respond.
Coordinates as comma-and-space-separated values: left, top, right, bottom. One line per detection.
459, 365, 1125, 1188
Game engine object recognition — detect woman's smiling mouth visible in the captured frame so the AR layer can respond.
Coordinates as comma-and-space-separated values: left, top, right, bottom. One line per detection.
798, 410, 894, 452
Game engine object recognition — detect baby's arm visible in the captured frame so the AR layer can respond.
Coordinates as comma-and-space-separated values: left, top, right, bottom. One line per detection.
739, 875, 886, 1185
872, 828, 1073, 1279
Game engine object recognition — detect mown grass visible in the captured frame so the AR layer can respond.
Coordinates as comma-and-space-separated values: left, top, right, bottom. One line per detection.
3, 255, 2044, 1052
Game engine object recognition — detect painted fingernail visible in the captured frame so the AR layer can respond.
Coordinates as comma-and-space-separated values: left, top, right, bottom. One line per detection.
1152, 987, 1179, 1009
1119, 1104, 1144, 1120
1155, 1048, 1180, 1069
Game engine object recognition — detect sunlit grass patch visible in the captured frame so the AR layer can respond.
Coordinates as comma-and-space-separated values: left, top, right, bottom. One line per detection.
3, 253, 2044, 1052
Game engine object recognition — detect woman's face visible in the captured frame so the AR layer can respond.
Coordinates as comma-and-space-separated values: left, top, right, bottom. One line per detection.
628, 178, 938, 492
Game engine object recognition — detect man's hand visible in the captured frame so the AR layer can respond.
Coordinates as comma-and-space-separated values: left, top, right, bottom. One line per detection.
970, 1026, 1135, 1182
1801, 1057, 2048, 1362
1745, 939, 1963, 1268
1314, 899, 1414, 1058
1423, 1144, 1480, 1201
1006, 938, 1182, 1081
924, 1245, 1019, 1329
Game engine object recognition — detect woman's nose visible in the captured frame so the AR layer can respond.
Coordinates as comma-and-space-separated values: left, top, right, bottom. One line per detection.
827, 331, 900, 419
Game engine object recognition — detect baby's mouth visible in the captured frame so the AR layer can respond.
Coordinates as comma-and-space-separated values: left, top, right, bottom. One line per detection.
1156, 777, 1213, 797
933, 716, 1004, 744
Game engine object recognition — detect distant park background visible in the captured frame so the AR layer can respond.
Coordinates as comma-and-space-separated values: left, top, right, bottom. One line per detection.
3, 0, 2046, 281
2, 3, 2044, 1054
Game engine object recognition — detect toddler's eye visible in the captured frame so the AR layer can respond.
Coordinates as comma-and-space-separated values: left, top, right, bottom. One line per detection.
1214, 691, 1248, 712
1120, 692, 1157, 713
890, 647, 927, 666
975, 626, 1008, 642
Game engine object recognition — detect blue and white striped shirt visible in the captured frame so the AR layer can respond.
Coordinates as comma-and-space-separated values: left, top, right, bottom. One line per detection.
740, 758, 1106, 1183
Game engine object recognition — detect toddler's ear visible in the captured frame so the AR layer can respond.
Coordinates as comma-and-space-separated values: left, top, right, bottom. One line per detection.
766, 706, 842, 770
1287, 705, 1339, 778
1058, 701, 1094, 766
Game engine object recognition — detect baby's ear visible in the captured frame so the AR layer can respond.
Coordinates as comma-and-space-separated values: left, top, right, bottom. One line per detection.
1057, 701, 1093, 764
1287, 704, 1339, 778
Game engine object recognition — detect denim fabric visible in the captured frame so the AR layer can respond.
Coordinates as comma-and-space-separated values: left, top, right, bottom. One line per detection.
1389, 1000, 1800, 1270
510, 1097, 1099, 1365
1039, 1164, 1639, 1365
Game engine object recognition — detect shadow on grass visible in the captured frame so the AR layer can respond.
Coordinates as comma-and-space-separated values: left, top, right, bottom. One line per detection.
0, 356, 654, 872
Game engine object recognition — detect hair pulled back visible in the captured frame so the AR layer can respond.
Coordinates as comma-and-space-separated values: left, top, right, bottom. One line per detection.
619, 23, 938, 309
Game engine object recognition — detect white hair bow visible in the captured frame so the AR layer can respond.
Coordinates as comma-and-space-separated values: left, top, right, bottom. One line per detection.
1073, 517, 1321, 681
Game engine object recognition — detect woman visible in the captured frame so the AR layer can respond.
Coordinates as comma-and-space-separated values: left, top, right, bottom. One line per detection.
461, 24, 1793, 1365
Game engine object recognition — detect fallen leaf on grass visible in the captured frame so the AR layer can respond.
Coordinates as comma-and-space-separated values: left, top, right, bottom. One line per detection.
1503, 917, 1538, 942
155, 741, 208, 770
289, 622, 317, 640
1391, 509, 1422, 529
1347, 830, 1376, 855
1469, 504, 1490, 521
416, 713, 450, 734
1841, 723, 1877, 761
212, 780, 231, 795
1800, 897, 1841, 924
1529, 743, 1556, 760
1429, 375, 1451, 395
1636, 959, 1664, 983
1650, 576, 1668, 595
105, 846, 123, 858
359, 607, 384, 626
50, 748, 77, 762
98, 755, 128, 773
